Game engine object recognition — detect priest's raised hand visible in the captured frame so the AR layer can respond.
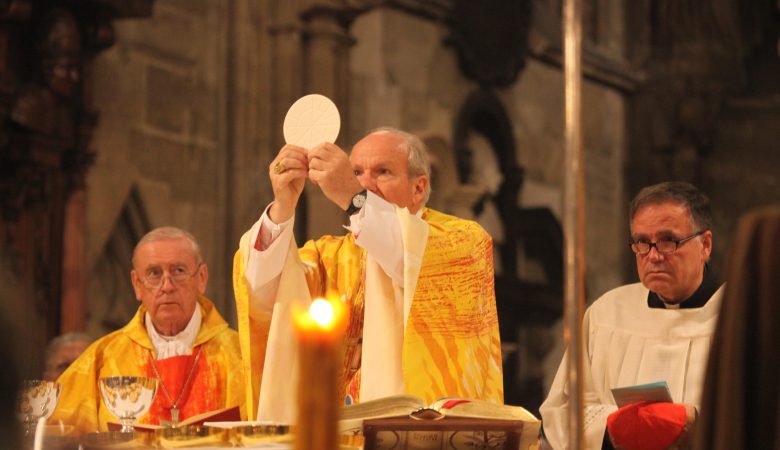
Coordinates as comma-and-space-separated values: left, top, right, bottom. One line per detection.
307, 141, 363, 211
268, 144, 309, 223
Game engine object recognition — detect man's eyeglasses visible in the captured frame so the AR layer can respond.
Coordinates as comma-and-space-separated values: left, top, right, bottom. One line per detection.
630, 230, 706, 255
138, 264, 201, 289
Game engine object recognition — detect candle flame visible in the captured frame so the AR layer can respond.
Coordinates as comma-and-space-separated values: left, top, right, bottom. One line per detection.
292, 295, 347, 336
309, 298, 334, 327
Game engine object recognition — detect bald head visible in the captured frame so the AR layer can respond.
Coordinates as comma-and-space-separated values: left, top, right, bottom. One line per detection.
350, 128, 431, 213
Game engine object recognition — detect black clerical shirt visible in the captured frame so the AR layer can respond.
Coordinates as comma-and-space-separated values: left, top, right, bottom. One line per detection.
646, 266, 719, 309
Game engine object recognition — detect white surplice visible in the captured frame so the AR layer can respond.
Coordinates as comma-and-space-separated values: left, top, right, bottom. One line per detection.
540, 282, 723, 450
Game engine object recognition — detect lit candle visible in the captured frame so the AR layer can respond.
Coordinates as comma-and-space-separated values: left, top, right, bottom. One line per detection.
293, 297, 348, 450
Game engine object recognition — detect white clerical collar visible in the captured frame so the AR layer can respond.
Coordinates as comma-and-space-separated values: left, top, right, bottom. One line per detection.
145, 303, 202, 360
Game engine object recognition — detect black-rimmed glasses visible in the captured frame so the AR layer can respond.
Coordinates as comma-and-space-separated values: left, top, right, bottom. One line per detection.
630, 230, 706, 255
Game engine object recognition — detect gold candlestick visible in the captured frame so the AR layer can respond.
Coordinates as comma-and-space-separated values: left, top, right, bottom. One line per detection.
293, 297, 347, 450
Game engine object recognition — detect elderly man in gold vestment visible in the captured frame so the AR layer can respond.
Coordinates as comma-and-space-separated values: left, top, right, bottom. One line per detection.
52, 227, 245, 433
234, 127, 504, 422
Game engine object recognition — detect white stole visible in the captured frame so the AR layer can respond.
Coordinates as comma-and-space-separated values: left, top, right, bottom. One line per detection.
256, 207, 429, 422
360, 208, 428, 401
256, 239, 309, 423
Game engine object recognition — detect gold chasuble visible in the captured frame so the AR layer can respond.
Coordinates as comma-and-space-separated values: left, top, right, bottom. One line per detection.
234, 207, 503, 421
50, 297, 245, 433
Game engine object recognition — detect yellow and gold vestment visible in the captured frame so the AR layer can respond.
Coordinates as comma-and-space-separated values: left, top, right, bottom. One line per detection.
234, 207, 503, 420
50, 297, 245, 433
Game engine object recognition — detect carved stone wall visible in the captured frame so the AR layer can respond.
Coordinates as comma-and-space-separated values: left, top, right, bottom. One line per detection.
0, 0, 153, 377
626, 0, 780, 276
348, 6, 627, 302
83, 0, 271, 332
700, 1, 780, 271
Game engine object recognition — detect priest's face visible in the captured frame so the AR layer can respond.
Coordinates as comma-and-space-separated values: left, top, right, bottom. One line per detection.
131, 238, 208, 336
43, 339, 90, 381
631, 201, 712, 304
350, 131, 428, 214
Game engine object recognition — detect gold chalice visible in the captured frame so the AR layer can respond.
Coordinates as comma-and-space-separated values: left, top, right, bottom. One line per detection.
16, 380, 61, 436
99, 376, 157, 433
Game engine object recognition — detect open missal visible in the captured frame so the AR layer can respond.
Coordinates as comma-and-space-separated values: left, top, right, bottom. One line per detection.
339, 395, 540, 450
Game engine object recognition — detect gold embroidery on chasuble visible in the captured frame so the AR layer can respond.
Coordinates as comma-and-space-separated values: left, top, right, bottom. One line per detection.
50, 297, 244, 432
296, 209, 503, 406
401, 209, 504, 404
233, 207, 503, 417
298, 236, 366, 405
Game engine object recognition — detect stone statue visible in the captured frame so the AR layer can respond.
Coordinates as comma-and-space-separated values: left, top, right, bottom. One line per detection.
11, 8, 81, 139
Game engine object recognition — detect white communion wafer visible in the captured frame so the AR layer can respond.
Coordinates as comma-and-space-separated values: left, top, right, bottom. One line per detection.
283, 94, 340, 150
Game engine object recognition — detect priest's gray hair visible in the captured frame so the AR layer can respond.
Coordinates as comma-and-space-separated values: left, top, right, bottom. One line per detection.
44, 332, 93, 368
367, 126, 432, 205
629, 181, 713, 231
132, 226, 204, 266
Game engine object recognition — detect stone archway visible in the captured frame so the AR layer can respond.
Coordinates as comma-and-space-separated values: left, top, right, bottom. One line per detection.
453, 88, 562, 411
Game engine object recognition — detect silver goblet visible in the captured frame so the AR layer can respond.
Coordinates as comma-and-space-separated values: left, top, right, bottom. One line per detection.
16, 380, 61, 436
99, 376, 158, 433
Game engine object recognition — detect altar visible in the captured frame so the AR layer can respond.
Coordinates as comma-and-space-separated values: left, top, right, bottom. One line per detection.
24, 424, 364, 450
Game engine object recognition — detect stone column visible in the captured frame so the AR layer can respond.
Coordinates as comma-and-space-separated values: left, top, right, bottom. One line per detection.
61, 189, 86, 332
266, 3, 308, 237
301, 5, 354, 238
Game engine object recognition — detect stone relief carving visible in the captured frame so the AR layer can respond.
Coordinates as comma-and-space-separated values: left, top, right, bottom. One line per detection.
466, 132, 506, 266
420, 132, 484, 222
8, 7, 104, 141
87, 186, 150, 337
452, 88, 562, 410
0, 1, 152, 364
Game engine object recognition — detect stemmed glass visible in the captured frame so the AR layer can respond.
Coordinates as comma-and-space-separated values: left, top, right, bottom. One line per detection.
99, 376, 158, 432
16, 380, 61, 435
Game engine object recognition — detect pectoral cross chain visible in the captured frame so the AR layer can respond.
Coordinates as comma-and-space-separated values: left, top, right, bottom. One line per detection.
148, 347, 202, 426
